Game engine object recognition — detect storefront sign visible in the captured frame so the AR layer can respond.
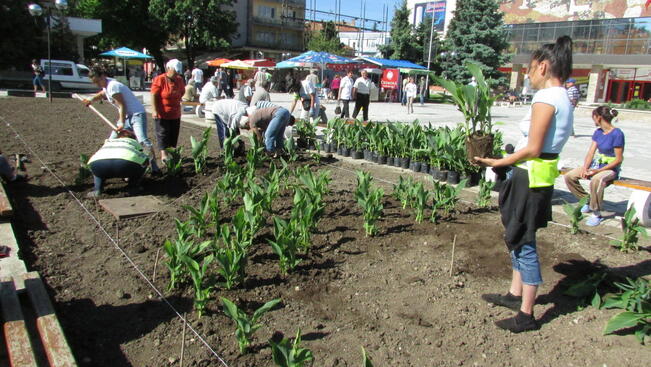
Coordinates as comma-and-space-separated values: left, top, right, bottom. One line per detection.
610, 68, 651, 81
381, 69, 399, 89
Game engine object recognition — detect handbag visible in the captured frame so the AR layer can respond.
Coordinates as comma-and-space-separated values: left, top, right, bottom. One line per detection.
334, 101, 341, 115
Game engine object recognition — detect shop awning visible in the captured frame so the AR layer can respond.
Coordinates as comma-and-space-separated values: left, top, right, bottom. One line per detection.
355, 57, 426, 70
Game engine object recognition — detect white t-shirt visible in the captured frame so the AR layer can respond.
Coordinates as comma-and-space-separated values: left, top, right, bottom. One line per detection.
199, 83, 219, 104
211, 100, 248, 129
300, 79, 320, 108
517, 86, 573, 154
192, 68, 203, 83
104, 78, 145, 114
339, 76, 353, 100
405, 82, 418, 98
354, 77, 371, 95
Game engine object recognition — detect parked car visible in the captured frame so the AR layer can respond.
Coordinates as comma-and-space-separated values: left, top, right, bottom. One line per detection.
40, 59, 97, 91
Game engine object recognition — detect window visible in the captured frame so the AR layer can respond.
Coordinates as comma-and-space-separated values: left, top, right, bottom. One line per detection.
258, 5, 275, 19
255, 31, 275, 44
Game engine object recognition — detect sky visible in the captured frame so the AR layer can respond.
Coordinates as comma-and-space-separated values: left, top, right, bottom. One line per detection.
305, 0, 402, 31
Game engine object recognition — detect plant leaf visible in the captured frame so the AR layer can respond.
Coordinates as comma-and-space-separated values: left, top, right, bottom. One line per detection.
603, 311, 645, 335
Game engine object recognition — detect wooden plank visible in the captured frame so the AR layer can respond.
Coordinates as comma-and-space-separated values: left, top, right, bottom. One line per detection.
613, 178, 651, 192
0, 181, 13, 217
181, 101, 201, 106
98, 195, 165, 220
0, 223, 28, 291
22, 272, 77, 367
0, 278, 38, 367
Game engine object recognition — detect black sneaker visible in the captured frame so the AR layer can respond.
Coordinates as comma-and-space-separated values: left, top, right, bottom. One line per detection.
495, 311, 538, 333
481, 292, 522, 311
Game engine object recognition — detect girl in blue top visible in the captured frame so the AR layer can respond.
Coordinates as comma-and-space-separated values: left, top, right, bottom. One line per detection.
564, 106, 624, 226
475, 36, 574, 333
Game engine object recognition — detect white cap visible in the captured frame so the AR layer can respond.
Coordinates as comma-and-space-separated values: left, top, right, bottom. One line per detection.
165, 59, 182, 74
239, 116, 249, 128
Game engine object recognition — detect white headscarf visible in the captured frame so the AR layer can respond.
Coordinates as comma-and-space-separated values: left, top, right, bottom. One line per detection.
165, 59, 182, 74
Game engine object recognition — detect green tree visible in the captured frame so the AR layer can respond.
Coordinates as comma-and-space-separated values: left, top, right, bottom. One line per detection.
440, 0, 510, 87
71, 0, 169, 69
306, 21, 350, 56
0, 2, 77, 70
379, 0, 422, 63
149, 0, 238, 70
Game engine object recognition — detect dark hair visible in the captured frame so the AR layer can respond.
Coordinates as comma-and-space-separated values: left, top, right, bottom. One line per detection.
117, 129, 136, 139
288, 115, 296, 126
592, 106, 618, 123
530, 36, 573, 82
88, 66, 108, 79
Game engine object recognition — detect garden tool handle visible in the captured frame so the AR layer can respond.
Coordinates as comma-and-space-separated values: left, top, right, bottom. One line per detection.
72, 93, 118, 130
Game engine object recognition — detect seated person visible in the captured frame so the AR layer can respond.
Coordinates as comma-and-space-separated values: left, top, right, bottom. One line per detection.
182, 80, 197, 102
87, 129, 149, 198
247, 105, 296, 153
0, 153, 26, 183
564, 106, 624, 226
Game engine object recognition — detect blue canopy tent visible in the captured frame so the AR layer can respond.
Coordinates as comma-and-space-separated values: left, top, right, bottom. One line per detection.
276, 51, 356, 81
99, 47, 154, 84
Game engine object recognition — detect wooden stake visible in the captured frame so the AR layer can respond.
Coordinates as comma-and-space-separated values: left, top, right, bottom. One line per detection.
180, 313, 187, 367
152, 248, 161, 282
449, 235, 457, 277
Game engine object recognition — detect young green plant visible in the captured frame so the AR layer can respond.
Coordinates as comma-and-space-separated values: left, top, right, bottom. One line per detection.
476, 178, 495, 208
163, 219, 212, 290
269, 328, 314, 367
600, 277, 651, 344
221, 297, 281, 354
183, 254, 214, 317
562, 197, 589, 235
354, 171, 384, 236
610, 207, 648, 252
190, 127, 211, 174
268, 217, 302, 274
164, 146, 183, 176
74, 153, 92, 185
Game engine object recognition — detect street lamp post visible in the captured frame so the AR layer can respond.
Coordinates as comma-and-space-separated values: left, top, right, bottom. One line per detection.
28, 0, 68, 103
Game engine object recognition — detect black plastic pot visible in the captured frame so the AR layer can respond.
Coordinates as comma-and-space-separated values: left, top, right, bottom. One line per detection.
351, 150, 363, 159
320, 142, 329, 152
447, 171, 460, 184
342, 147, 351, 157
420, 163, 430, 174
377, 155, 387, 165
392, 157, 401, 167
371, 151, 379, 163
297, 138, 308, 149
399, 157, 410, 169
336, 145, 343, 155
409, 161, 421, 172
460, 172, 480, 186
430, 166, 440, 177
386, 157, 394, 166
308, 143, 316, 150
437, 170, 448, 181
363, 149, 372, 161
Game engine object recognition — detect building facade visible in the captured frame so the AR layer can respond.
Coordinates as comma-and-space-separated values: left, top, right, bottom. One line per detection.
408, 0, 651, 103
338, 31, 391, 58
230, 0, 306, 60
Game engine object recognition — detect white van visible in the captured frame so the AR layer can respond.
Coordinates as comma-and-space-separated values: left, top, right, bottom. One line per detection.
40, 60, 97, 91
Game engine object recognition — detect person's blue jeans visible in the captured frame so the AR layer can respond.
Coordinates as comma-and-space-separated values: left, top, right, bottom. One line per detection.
214, 115, 226, 148
89, 159, 145, 193
265, 108, 290, 151
33, 75, 44, 87
110, 112, 152, 148
420, 94, 424, 105
510, 241, 542, 286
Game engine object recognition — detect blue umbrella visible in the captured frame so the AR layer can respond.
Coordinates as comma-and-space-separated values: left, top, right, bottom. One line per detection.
284, 51, 353, 65
99, 47, 153, 59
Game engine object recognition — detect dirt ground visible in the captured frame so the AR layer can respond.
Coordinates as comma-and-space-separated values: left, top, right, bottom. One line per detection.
1, 97, 650, 366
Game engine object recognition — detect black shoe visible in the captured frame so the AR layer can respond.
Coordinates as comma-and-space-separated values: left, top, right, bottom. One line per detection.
481, 292, 522, 311
495, 311, 538, 333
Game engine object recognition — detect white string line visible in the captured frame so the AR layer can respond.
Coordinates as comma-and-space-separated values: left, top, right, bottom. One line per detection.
321, 159, 619, 241
0, 115, 230, 367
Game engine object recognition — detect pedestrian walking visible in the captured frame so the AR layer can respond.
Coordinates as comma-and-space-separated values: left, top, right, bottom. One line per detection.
151, 59, 185, 163
405, 77, 418, 114
338, 70, 354, 118
31, 59, 46, 93
352, 70, 372, 122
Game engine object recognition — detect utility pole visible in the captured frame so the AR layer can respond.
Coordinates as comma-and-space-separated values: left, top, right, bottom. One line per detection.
360, 0, 366, 57
425, 16, 436, 102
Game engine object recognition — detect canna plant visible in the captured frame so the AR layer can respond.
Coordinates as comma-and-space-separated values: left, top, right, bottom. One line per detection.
74, 153, 92, 185
164, 146, 183, 176
431, 179, 468, 223
182, 192, 213, 238
222, 134, 241, 167
190, 127, 211, 174
393, 176, 414, 209
476, 178, 495, 208
269, 328, 314, 367
600, 277, 651, 344
410, 182, 430, 223
610, 207, 648, 252
354, 171, 384, 236
562, 197, 589, 235
362, 347, 374, 367
268, 217, 302, 274
246, 134, 266, 169
221, 297, 281, 354
183, 254, 214, 317
216, 224, 247, 288
163, 219, 212, 290
291, 190, 317, 251
284, 138, 299, 162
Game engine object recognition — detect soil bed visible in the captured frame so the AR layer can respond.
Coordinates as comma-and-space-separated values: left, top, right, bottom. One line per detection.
1, 97, 650, 366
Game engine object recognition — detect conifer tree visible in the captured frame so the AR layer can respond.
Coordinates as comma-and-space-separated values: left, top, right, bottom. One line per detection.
441, 0, 510, 87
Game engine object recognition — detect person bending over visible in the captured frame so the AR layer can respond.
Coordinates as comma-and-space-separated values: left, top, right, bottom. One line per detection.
564, 106, 624, 226
86, 129, 148, 198
248, 106, 296, 153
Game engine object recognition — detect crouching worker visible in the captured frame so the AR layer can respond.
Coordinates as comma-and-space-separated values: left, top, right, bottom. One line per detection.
211, 99, 249, 148
86, 129, 148, 198
248, 105, 295, 153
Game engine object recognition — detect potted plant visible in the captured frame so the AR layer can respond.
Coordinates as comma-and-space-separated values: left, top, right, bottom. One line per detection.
435, 63, 497, 163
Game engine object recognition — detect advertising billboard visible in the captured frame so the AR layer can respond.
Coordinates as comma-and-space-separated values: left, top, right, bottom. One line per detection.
499, 0, 651, 24
414, 1, 447, 32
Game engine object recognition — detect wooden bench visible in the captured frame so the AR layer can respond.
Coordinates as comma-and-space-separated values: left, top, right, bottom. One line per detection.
181, 101, 204, 118
1, 272, 77, 367
559, 167, 651, 226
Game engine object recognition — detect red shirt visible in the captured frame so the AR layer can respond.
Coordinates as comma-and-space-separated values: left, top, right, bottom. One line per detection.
151, 73, 185, 119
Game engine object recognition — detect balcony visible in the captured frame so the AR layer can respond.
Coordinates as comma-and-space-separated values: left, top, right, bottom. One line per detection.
253, 0, 305, 6
251, 16, 304, 30
249, 38, 303, 52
